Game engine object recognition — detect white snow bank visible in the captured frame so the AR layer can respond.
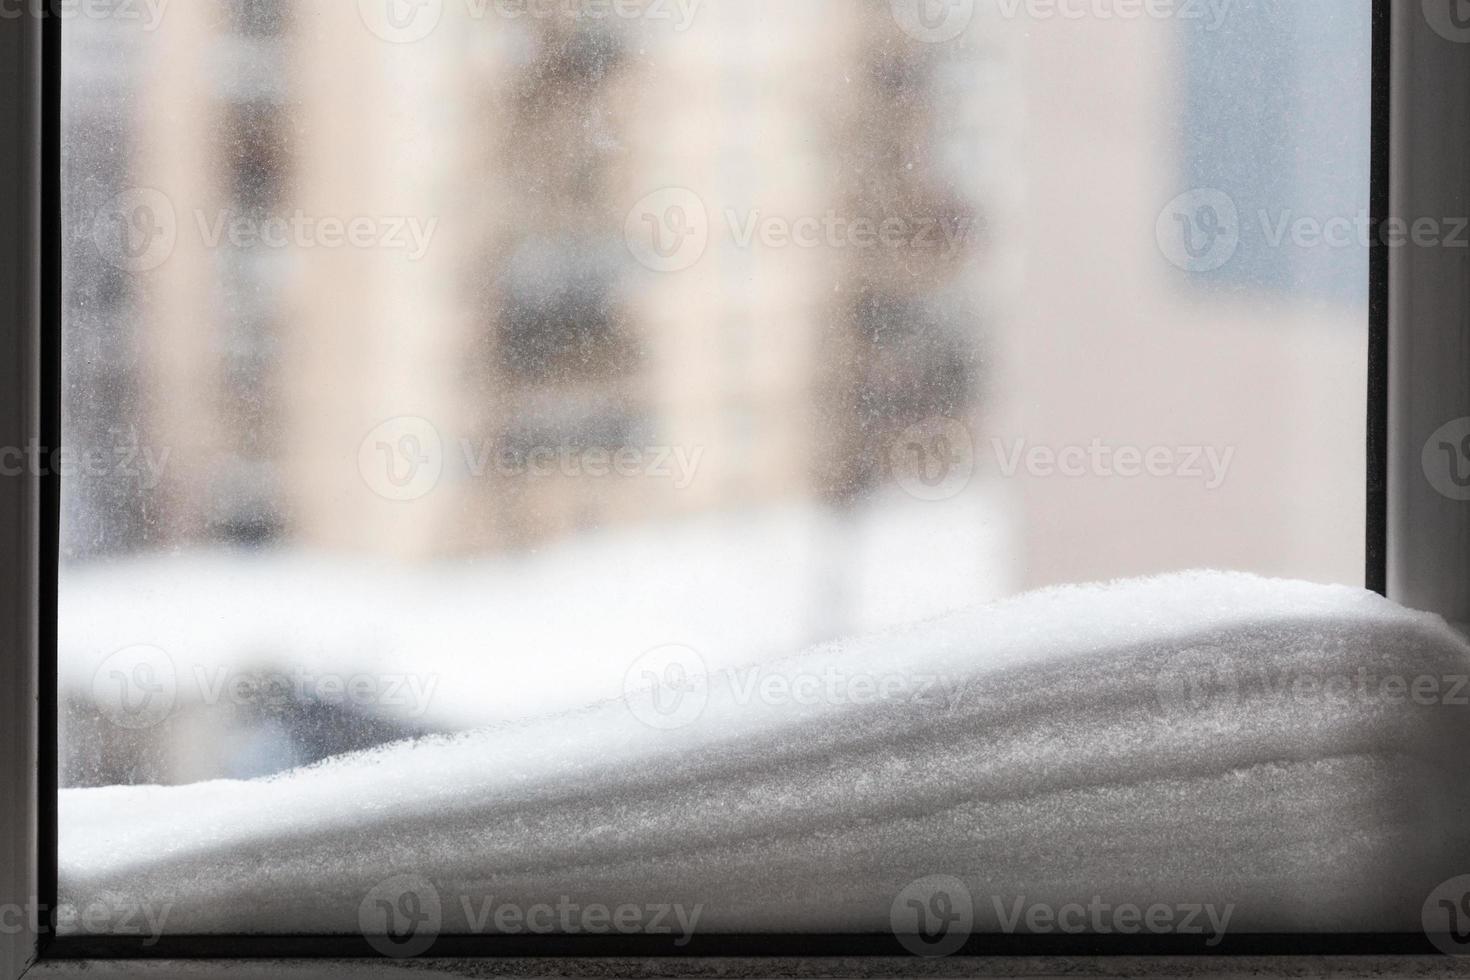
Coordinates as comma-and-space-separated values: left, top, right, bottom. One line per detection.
59, 490, 1014, 731
59, 571, 1470, 938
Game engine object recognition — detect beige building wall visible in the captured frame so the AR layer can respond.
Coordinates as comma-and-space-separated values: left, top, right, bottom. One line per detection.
1000, 15, 1366, 589
614, 2, 866, 517
279, 3, 489, 560
133, 2, 234, 545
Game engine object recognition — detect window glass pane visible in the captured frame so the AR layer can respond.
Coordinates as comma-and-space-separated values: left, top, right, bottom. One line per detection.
59, 0, 1376, 941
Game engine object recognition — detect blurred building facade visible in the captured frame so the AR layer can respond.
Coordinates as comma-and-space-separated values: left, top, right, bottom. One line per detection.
66, 0, 1003, 563
65, 0, 1369, 591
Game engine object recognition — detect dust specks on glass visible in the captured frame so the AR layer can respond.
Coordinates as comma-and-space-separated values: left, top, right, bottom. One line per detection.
55, 0, 1376, 942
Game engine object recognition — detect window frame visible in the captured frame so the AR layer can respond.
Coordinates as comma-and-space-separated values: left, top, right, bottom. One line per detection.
11, 0, 1470, 973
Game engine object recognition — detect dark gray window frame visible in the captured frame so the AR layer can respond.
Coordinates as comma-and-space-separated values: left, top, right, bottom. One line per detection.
0, 5, 42, 980
6, 0, 1469, 975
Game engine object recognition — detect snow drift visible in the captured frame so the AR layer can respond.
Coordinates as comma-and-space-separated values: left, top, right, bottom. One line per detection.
58, 571, 1470, 938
